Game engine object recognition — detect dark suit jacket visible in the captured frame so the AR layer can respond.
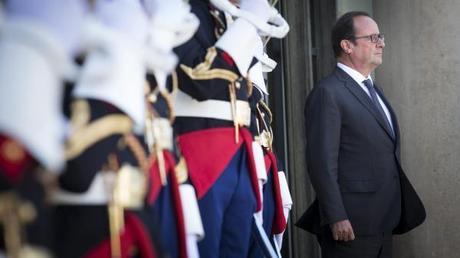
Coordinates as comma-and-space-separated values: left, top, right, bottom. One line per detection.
296, 67, 425, 236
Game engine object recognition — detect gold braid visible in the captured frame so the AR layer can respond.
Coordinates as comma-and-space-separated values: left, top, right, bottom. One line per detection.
122, 133, 149, 174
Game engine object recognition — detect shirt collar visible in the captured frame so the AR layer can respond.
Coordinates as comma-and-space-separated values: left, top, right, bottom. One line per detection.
337, 62, 373, 85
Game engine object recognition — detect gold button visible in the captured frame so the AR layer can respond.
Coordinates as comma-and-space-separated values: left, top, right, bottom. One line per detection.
1, 139, 26, 163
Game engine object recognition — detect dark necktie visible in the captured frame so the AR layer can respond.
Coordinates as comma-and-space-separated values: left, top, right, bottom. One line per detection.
362, 79, 394, 138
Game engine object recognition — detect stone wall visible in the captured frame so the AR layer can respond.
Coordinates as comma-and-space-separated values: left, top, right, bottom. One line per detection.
374, 1, 460, 257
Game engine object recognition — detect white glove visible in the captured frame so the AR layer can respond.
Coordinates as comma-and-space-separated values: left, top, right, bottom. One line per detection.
240, 0, 272, 22
0, 20, 73, 171
209, 0, 270, 23
211, 0, 289, 39
261, 8, 290, 38
215, 17, 259, 76
146, 0, 199, 51
0, 0, 89, 171
5, 0, 89, 56
75, 0, 150, 129
94, 0, 149, 48
144, 0, 199, 91
213, 0, 286, 75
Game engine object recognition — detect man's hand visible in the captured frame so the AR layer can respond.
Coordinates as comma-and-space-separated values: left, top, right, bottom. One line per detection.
330, 219, 355, 242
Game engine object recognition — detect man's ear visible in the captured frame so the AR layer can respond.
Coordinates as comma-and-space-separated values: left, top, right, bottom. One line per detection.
340, 39, 352, 54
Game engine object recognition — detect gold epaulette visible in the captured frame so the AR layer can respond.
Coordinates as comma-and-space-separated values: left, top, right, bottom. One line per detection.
65, 114, 133, 160
180, 47, 239, 82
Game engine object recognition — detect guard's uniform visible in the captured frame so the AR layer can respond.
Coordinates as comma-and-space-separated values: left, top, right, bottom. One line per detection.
173, 1, 263, 257
50, 4, 161, 256
53, 99, 160, 258
246, 57, 293, 256
0, 15, 75, 257
247, 84, 286, 257
143, 75, 190, 258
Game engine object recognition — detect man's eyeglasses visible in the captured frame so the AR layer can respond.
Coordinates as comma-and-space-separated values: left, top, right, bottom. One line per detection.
352, 33, 385, 43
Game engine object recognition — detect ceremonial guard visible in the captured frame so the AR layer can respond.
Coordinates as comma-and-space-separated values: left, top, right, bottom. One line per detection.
0, 0, 88, 257
51, 1, 161, 257
143, 1, 203, 256
0, 0, 294, 257
173, 0, 289, 256
247, 54, 293, 257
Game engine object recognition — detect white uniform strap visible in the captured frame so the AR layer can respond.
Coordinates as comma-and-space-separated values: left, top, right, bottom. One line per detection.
175, 90, 251, 126
179, 184, 205, 258
51, 172, 114, 205
273, 171, 293, 249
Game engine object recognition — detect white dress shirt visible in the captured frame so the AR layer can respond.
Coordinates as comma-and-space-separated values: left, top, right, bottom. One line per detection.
337, 63, 394, 131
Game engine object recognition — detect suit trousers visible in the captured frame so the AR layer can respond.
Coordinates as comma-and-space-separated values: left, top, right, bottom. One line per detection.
318, 231, 393, 258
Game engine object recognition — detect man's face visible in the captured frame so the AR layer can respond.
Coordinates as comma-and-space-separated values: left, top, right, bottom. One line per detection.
349, 16, 385, 70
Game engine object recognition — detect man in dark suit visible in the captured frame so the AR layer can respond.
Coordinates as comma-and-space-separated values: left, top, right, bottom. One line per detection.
296, 11, 425, 258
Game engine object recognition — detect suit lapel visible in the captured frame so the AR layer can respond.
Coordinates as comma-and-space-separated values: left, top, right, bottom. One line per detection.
374, 85, 400, 145
334, 68, 395, 141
